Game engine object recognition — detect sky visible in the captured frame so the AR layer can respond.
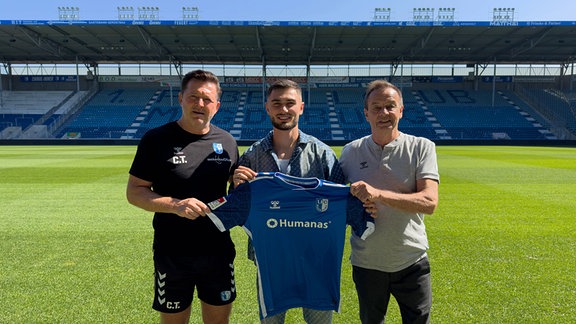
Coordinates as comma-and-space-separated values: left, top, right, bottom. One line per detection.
1, 0, 575, 21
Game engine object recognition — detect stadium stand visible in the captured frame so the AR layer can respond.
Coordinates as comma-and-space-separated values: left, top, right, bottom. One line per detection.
1, 20, 575, 145
56, 88, 157, 138
1, 83, 574, 142
0, 90, 72, 114
410, 89, 555, 140
298, 89, 336, 140
517, 87, 576, 139
0, 91, 72, 130
0, 90, 84, 139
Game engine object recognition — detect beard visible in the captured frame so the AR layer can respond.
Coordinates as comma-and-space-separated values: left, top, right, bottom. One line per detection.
270, 115, 298, 131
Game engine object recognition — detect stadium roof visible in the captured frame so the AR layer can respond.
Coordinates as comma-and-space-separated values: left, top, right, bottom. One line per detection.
1, 20, 575, 66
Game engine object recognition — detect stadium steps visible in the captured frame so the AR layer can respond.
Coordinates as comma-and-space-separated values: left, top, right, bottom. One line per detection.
228, 91, 247, 140
121, 89, 163, 139
496, 90, 556, 140
411, 90, 451, 140
326, 91, 344, 140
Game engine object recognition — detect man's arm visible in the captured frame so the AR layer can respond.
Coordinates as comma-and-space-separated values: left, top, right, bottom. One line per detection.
126, 174, 209, 220
351, 178, 438, 215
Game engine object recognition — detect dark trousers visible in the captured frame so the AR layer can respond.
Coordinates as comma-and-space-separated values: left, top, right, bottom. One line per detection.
352, 256, 432, 324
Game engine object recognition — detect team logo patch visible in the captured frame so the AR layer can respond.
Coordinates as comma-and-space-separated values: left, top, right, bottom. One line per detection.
220, 290, 232, 301
316, 198, 329, 212
213, 143, 224, 154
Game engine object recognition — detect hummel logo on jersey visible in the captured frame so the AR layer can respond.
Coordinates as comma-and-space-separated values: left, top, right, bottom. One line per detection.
360, 161, 369, 169
269, 201, 280, 209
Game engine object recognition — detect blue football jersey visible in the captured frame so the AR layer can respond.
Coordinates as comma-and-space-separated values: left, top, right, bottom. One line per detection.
207, 172, 374, 319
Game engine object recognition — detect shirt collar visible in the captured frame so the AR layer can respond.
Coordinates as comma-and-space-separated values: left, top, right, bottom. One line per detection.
261, 129, 311, 152
369, 131, 404, 150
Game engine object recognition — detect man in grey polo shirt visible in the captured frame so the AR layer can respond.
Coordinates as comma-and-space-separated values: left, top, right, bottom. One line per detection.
340, 80, 440, 324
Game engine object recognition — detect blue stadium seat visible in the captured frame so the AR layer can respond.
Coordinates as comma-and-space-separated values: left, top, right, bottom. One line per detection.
46, 86, 561, 141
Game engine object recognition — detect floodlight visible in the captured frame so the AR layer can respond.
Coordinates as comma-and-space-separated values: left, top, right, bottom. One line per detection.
413, 7, 435, 22
373, 7, 391, 21
58, 6, 80, 20
183, 6, 199, 21
492, 7, 515, 22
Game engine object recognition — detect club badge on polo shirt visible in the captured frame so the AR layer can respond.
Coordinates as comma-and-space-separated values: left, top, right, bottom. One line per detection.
208, 142, 232, 165
213, 142, 224, 154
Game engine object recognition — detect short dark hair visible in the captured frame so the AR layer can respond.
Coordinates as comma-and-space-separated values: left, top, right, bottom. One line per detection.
364, 80, 403, 109
181, 69, 222, 99
266, 79, 302, 98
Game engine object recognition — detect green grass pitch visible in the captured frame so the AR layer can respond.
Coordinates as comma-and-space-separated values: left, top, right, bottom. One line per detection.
0, 145, 575, 323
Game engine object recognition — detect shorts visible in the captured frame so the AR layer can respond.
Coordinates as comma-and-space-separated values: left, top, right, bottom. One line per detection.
152, 253, 236, 313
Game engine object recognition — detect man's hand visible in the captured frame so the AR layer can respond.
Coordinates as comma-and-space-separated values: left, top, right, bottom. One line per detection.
232, 165, 257, 188
174, 198, 211, 220
350, 181, 378, 203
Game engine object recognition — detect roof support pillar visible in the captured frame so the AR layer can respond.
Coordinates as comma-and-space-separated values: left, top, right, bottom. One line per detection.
570, 59, 575, 92
0, 67, 3, 107
306, 65, 311, 104
75, 56, 80, 91
262, 58, 266, 102
169, 56, 182, 79
492, 57, 497, 107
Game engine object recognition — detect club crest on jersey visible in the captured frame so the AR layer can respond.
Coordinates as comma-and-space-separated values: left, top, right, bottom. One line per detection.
213, 143, 224, 154
316, 198, 329, 212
